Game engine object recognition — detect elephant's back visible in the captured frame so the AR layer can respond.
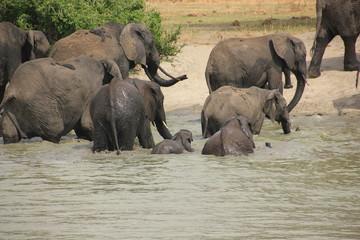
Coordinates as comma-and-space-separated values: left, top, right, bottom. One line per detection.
50, 29, 121, 61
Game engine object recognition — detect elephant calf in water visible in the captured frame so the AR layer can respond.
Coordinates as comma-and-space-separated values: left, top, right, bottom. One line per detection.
201, 86, 291, 138
202, 116, 255, 157
151, 129, 195, 154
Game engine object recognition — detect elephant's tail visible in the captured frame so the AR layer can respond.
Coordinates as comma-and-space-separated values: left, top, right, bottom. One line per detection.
109, 88, 120, 155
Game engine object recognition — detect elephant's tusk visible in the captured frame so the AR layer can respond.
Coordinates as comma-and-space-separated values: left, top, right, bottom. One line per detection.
162, 121, 168, 129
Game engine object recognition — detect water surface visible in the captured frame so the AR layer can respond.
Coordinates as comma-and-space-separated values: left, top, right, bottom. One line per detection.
1, 110, 359, 239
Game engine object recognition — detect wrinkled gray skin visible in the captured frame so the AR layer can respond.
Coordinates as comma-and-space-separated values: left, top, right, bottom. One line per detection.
50, 22, 187, 87
151, 129, 194, 154
202, 116, 255, 157
201, 86, 291, 138
308, 0, 360, 78
90, 77, 171, 154
205, 32, 307, 113
0, 22, 50, 103
1, 56, 121, 144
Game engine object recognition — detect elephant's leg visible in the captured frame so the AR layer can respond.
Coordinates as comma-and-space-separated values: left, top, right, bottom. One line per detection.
283, 69, 293, 89
2, 112, 20, 144
341, 35, 359, 71
267, 69, 283, 93
308, 27, 335, 78
138, 120, 155, 149
75, 106, 93, 141
92, 121, 110, 153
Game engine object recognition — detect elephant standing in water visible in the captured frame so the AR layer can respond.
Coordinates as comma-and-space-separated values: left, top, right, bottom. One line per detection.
50, 22, 187, 87
308, 0, 360, 78
205, 32, 307, 113
201, 86, 291, 138
90, 78, 171, 154
202, 116, 255, 157
151, 130, 194, 154
0, 22, 50, 103
1, 56, 121, 144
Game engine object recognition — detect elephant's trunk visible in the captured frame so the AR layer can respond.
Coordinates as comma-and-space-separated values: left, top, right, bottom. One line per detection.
142, 64, 187, 87
154, 119, 172, 139
281, 120, 291, 134
286, 73, 306, 112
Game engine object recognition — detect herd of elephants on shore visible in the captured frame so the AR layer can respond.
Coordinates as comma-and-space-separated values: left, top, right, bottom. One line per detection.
0, 0, 359, 156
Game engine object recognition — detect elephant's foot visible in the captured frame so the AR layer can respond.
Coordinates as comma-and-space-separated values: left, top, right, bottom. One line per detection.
344, 63, 359, 71
284, 83, 293, 89
307, 68, 321, 78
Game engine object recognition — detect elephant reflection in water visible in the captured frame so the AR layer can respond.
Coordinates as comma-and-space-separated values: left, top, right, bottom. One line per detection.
90, 78, 172, 155
202, 116, 255, 157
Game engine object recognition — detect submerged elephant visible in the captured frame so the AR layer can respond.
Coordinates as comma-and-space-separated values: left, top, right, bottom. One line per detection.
205, 32, 307, 113
1, 56, 121, 144
308, 0, 360, 78
50, 22, 187, 87
0, 22, 51, 103
151, 129, 194, 154
90, 77, 171, 154
202, 116, 255, 157
201, 86, 291, 138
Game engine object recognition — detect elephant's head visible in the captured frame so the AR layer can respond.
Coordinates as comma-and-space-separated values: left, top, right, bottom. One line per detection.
22, 30, 51, 62
220, 116, 255, 156
132, 79, 172, 139
263, 89, 291, 134
172, 129, 194, 152
271, 33, 307, 112
119, 23, 187, 87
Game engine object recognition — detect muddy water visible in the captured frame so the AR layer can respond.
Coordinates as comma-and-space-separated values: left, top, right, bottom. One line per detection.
0, 110, 359, 239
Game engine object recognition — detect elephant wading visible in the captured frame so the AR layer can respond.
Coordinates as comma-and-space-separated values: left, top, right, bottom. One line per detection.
50, 22, 187, 87
205, 32, 307, 113
90, 78, 171, 154
308, 0, 360, 78
202, 116, 255, 157
0, 22, 51, 103
1, 56, 121, 144
151, 129, 194, 154
201, 86, 291, 138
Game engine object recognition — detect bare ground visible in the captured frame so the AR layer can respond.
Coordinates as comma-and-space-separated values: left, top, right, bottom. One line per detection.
132, 32, 360, 116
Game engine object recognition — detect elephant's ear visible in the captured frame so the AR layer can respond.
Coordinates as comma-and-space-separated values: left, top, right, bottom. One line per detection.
263, 90, 277, 123
22, 30, 36, 61
271, 33, 295, 70
133, 80, 157, 121
119, 23, 146, 66
102, 60, 122, 79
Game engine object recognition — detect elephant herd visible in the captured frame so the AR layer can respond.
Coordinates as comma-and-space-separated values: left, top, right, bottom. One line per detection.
0, 0, 359, 156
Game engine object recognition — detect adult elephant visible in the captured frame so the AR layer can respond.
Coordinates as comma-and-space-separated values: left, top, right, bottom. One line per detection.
202, 116, 255, 157
0, 22, 51, 103
201, 86, 291, 137
90, 77, 171, 154
1, 56, 121, 144
205, 32, 307, 113
308, 0, 360, 78
50, 22, 187, 87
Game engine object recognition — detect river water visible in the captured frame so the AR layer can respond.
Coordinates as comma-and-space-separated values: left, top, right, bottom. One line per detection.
0, 109, 359, 239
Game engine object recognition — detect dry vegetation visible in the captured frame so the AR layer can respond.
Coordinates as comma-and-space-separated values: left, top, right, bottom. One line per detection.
146, 0, 316, 44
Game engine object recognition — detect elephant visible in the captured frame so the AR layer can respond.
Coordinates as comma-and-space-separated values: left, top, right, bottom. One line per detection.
90, 77, 171, 154
202, 116, 255, 157
0, 55, 121, 144
151, 129, 194, 154
50, 22, 187, 87
201, 86, 291, 138
0, 22, 51, 103
205, 32, 307, 113
308, 0, 360, 78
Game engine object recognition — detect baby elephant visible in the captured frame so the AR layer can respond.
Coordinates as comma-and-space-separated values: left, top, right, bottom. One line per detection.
202, 116, 255, 157
201, 86, 291, 138
151, 130, 194, 154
